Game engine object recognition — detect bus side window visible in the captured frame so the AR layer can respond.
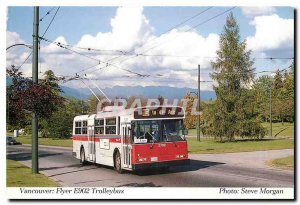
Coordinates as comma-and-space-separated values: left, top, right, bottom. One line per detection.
82, 120, 87, 134
95, 119, 104, 134
75, 121, 82, 134
106, 118, 116, 134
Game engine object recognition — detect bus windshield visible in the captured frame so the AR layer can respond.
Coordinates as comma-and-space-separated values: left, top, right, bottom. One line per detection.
132, 119, 185, 143
162, 120, 184, 142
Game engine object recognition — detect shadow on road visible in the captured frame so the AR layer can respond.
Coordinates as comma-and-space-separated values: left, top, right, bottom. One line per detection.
133, 159, 224, 176
48, 167, 99, 177
39, 164, 82, 171
7, 151, 63, 162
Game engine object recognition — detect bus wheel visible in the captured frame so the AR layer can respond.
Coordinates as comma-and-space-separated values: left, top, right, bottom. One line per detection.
114, 151, 123, 174
80, 147, 86, 165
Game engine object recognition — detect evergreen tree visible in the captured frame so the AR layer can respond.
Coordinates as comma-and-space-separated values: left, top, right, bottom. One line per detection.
40, 70, 63, 94
209, 13, 265, 141
272, 70, 283, 98
253, 75, 272, 122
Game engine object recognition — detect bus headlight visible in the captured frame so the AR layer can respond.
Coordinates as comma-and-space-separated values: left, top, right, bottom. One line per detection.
176, 155, 185, 158
138, 157, 147, 162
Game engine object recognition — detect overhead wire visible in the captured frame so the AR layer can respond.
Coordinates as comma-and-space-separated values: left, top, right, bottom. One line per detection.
15, 52, 32, 70
39, 7, 61, 76
39, 36, 149, 78
113, 7, 236, 65
78, 7, 237, 78
49, 7, 215, 80
47, 7, 214, 59
37, 7, 292, 90
41, 7, 60, 38
9, 7, 60, 72
39, 7, 56, 22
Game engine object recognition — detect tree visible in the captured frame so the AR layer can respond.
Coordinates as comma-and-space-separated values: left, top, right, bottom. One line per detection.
126, 95, 148, 108
181, 93, 197, 129
275, 62, 294, 122
6, 65, 29, 128
157, 95, 164, 105
6, 66, 64, 129
40, 98, 87, 138
209, 13, 265, 141
282, 62, 294, 122
40, 70, 63, 94
87, 94, 112, 113
253, 62, 294, 123
201, 100, 217, 139
253, 75, 272, 122
272, 70, 283, 98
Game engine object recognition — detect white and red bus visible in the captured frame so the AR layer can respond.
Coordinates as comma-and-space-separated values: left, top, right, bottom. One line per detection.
72, 106, 189, 173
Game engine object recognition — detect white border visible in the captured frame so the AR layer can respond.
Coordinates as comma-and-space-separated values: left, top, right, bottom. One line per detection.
1, 0, 300, 7
2, 0, 298, 203
6, 187, 295, 199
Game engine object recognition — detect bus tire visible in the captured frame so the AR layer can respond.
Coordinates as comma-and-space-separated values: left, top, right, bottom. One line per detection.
114, 151, 123, 174
80, 147, 86, 165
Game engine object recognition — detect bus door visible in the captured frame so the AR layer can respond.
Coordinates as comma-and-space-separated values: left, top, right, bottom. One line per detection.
121, 122, 132, 169
87, 125, 95, 162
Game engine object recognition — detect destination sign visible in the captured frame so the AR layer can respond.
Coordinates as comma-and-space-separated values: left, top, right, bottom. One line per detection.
134, 107, 184, 119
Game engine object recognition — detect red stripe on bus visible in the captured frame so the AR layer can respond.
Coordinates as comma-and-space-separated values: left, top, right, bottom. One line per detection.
72, 135, 122, 143
72, 134, 121, 138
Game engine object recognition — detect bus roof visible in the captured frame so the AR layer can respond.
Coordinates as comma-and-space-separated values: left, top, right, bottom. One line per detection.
74, 106, 185, 121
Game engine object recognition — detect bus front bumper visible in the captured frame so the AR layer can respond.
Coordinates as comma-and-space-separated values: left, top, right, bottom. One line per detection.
132, 159, 190, 170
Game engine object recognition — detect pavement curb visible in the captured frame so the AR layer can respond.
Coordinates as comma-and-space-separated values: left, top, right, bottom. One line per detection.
22, 143, 72, 150
39, 170, 69, 187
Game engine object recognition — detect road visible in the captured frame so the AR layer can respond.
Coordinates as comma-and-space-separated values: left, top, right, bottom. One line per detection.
7, 145, 294, 187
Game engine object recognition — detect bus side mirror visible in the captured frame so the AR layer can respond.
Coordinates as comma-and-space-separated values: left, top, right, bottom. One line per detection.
183, 128, 188, 135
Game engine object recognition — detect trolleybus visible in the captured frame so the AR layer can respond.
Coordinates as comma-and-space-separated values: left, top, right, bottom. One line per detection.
72, 106, 189, 173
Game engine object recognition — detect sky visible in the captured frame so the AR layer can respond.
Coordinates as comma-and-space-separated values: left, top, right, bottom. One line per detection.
6, 6, 294, 90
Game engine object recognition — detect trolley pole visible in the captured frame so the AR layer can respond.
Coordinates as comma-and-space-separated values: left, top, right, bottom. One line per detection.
32, 6, 39, 174
197, 64, 201, 141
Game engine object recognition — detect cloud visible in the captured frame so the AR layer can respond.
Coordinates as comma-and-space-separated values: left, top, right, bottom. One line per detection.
68, 7, 219, 90
241, 7, 276, 17
6, 31, 31, 67
246, 14, 294, 56
6, 31, 25, 48
43, 36, 69, 54
76, 7, 153, 51
6, 7, 293, 92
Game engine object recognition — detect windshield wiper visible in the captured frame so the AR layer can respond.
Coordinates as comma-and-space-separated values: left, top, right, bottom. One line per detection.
145, 132, 157, 148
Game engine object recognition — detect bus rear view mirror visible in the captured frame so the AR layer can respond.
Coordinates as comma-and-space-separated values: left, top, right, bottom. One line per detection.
183, 129, 188, 135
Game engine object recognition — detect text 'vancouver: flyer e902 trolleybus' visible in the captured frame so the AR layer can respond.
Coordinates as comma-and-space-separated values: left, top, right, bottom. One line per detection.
72, 106, 189, 173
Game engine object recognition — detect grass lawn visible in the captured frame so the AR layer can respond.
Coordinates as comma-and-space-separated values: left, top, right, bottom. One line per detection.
188, 129, 197, 137
269, 155, 294, 170
187, 138, 294, 154
261, 122, 294, 138
15, 135, 72, 147
188, 122, 294, 138
7, 159, 59, 187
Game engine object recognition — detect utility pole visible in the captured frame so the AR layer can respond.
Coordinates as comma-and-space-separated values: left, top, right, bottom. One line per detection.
32, 6, 39, 173
197, 64, 201, 141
